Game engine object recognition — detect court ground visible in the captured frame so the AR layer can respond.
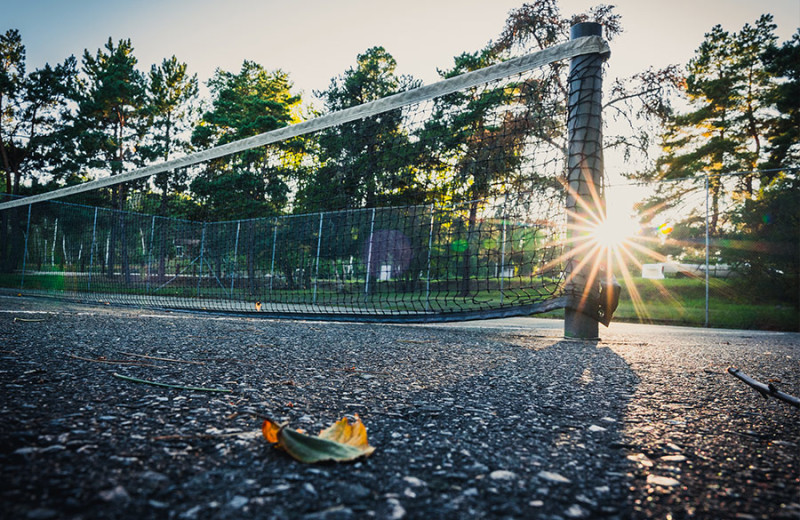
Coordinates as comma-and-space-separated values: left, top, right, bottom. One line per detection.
1, 294, 798, 519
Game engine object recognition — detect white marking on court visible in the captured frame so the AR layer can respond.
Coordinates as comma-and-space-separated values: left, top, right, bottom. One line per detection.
0, 310, 53, 315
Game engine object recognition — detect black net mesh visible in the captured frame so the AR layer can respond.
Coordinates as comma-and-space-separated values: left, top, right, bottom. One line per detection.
0, 39, 611, 322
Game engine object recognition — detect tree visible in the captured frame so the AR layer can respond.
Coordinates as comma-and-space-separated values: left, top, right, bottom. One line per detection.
191, 61, 302, 294
69, 37, 147, 282
141, 55, 199, 280
642, 17, 779, 236
0, 29, 77, 272
727, 173, 799, 307
191, 60, 301, 220
762, 30, 800, 172
0, 28, 25, 195
71, 38, 146, 181
295, 46, 421, 212
416, 47, 534, 295
0, 29, 77, 195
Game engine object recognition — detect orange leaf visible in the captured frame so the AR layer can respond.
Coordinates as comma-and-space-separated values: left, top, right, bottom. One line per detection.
261, 419, 281, 444
318, 415, 371, 449
261, 415, 375, 463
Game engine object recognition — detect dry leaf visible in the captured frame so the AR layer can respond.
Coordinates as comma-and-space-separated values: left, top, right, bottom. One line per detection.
261, 415, 375, 463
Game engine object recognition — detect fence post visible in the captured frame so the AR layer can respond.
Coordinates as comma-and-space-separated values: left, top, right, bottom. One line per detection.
230, 220, 241, 297
147, 215, 155, 293
20, 205, 32, 290
269, 217, 278, 295
564, 22, 608, 339
365, 208, 376, 298
88, 208, 98, 291
197, 222, 206, 297
313, 212, 324, 305
704, 174, 710, 327
426, 204, 434, 312
500, 194, 509, 306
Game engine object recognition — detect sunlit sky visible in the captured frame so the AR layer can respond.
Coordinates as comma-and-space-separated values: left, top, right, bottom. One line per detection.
4, 0, 800, 220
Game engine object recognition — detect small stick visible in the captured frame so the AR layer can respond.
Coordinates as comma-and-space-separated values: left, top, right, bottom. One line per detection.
728, 367, 800, 409
112, 372, 232, 393
152, 431, 258, 441
13, 318, 46, 323
68, 353, 161, 367
120, 352, 205, 365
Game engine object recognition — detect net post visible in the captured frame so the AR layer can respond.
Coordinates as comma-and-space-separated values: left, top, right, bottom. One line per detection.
564, 22, 608, 339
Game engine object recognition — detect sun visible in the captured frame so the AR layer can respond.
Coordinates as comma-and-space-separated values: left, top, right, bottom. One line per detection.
590, 210, 640, 249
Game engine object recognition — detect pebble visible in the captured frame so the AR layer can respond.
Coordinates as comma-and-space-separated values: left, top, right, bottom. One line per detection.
588, 425, 607, 432
385, 498, 406, 520
228, 495, 249, 509
402, 476, 426, 487
660, 455, 687, 462
565, 504, 590, 518
489, 470, 517, 481
538, 470, 571, 484
179, 505, 202, 519
98, 485, 130, 503
647, 474, 681, 487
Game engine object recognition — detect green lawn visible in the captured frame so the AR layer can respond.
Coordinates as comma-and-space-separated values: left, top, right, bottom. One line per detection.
4, 271, 796, 331
540, 277, 799, 331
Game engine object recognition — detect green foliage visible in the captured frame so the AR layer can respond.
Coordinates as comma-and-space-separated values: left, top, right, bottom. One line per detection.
725, 174, 800, 305
762, 31, 800, 171
71, 38, 147, 179
190, 61, 302, 220
1, 29, 77, 193
644, 16, 780, 235
295, 47, 422, 212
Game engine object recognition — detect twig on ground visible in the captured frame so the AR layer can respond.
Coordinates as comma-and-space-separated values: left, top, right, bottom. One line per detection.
120, 352, 205, 365
112, 372, 232, 393
152, 431, 259, 441
728, 367, 800, 409
13, 317, 46, 323
68, 353, 161, 367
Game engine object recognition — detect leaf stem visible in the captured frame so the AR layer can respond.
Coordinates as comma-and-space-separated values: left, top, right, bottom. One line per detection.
112, 372, 232, 393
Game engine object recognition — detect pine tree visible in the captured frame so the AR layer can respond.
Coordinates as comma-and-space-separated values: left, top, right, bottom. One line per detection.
645, 17, 778, 236
295, 47, 421, 212
70, 38, 147, 283
142, 55, 198, 280
191, 61, 301, 220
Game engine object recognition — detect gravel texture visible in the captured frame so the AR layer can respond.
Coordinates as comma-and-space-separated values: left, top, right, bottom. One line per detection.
0, 294, 798, 519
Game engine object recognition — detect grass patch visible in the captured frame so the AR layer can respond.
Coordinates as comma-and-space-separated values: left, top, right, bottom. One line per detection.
538, 277, 799, 331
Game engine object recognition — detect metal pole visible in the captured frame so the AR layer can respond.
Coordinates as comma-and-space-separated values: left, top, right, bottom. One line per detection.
564, 22, 608, 339
426, 204, 434, 312
313, 212, 324, 305
230, 221, 240, 297
365, 208, 376, 297
197, 222, 206, 297
500, 195, 508, 306
147, 216, 155, 293
20, 205, 32, 290
88, 207, 98, 291
269, 218, 278, 294
705, 174, 710, 328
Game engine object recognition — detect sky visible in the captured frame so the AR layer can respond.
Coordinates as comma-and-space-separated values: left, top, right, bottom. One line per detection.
3, 0, 800, 220
5, 0, 798, 98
